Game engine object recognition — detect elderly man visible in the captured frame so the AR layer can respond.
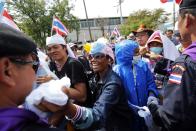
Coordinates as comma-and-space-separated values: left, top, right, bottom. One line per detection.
0, 24, 63, 130
147, 0, 196, 131
133, 24, 154, 47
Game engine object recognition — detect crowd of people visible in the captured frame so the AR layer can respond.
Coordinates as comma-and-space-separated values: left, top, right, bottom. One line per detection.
0, 0, 196, 131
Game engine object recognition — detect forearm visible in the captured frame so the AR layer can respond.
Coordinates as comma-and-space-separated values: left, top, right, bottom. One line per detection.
65, 103, 94, 129
68, 87, 87, 102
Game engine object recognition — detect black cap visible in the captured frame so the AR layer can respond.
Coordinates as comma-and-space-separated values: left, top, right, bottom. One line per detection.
180, 0, 196, 10
0, 23, 37, 57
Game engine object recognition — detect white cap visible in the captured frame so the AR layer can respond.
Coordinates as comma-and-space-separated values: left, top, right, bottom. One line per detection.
46, 34, 66, 46
90, 41, 114, 61
96, 37, 109, 44
68, 43, 76, 48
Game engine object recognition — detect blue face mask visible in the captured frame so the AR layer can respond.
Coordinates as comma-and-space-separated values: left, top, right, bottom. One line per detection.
150, 47, 163, 54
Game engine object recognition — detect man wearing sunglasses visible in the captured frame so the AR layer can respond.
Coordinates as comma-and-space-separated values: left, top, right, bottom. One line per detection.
38, 40, 133, 130
0, 24, 63, 130
147, 0, 196, 131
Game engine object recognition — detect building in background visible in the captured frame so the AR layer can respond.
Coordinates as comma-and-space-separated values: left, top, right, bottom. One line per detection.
67, 16, 127, 43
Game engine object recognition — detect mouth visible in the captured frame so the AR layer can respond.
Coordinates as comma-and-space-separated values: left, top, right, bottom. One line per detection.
92, 63, 99, 69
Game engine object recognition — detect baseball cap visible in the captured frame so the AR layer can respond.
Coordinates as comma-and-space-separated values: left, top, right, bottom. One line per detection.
0, 23, 37, 57
180, 0, 196, 10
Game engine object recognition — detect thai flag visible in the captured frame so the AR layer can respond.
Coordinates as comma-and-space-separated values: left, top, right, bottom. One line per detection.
52, 16, 69, 36
169, 73, 182, 84
160, 0, 173, 3
0, 8, 20, 30
112, 26, 120, 37
160, 0, 182, 4
0, 1, 19, 30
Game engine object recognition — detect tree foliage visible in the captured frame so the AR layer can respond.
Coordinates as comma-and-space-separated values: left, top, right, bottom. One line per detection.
7, 0, 80, 48
120, 8, 169, 36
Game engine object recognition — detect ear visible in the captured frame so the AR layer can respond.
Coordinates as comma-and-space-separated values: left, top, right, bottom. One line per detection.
0, 58, 16, 87
185, 14, 191, 28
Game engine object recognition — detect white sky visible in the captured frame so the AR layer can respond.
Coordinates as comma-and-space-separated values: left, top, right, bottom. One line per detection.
69, 0, 179, 19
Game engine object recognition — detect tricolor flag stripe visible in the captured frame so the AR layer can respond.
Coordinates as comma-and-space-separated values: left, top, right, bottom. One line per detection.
169, 79, 181, 84
52, 16, 69, 36
52, 26, 68, 35
0, 8, 20, 30
160, 0, 182, 4
169, 73, 182, 84
160, 0, 173, 3
53, 19, 69, 34
112, 26, 120, 37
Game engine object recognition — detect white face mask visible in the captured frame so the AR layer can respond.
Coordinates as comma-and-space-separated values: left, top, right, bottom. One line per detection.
133, 55, 141, 64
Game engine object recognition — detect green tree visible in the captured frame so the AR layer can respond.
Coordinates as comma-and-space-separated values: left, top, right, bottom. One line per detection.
120, 9, 169, 36
7, 0, 80, 48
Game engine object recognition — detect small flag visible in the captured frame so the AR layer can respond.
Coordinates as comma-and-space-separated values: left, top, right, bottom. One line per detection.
160, 0, 182, 4
112, 26, 120, 37
52, 16, 69, 36
0, 8, 20, 30
160, 0, 173, 3
168, 73, 182, 84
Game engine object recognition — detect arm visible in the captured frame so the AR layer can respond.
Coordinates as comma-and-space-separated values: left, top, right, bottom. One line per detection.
68, 60, 88, 103
148, 62, 186, 130
68, 83, 87, 102
40, 80, 122, 130
146, 63, 159, 97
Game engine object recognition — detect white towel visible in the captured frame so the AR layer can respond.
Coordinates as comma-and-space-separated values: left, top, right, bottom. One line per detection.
25, 76, 71, 119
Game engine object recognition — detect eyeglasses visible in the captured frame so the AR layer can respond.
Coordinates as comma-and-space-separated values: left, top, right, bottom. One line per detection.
88, 53, 106, 60
9, 57, 39, 72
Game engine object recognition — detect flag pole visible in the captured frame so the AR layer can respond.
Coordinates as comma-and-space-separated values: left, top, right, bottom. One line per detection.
50, 15, 54, 36
173, 0, 175, 30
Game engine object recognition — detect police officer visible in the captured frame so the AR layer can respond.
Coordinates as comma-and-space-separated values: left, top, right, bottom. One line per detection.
147, 0, 196, 131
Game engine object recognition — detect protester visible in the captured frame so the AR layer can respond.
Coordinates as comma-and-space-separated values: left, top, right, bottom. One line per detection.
78, 43, 92, 73
68, 43, 78, 57
46, 34, 91, 107
145, 31, 180, 97
38, 40, 133, 131
133, 24, 154, 47
0, 23, 63, 131
165, 29, 179, 46
147, 0, 196, 130
127, 32, 136, 41
113, 40, 159, 131
46, 34, 92, 128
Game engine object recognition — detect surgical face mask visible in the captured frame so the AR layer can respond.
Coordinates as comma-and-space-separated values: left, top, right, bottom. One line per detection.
150, 47, 163, 54
133, 55, 141, 64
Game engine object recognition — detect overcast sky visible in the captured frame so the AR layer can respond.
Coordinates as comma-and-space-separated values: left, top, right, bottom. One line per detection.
69, 0, 179, 19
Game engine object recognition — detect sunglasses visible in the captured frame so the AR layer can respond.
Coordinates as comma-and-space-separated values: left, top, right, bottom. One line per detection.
9, 55, 40, 73
89, 53, 106, 60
